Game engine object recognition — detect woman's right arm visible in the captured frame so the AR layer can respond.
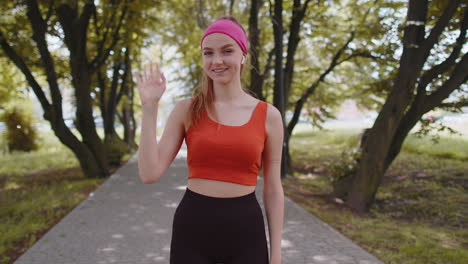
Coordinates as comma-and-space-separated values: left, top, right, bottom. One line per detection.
135, 62, 188, 183
138, 99, 188, 184
135, 62, 166, 183
138, 102, 160, 183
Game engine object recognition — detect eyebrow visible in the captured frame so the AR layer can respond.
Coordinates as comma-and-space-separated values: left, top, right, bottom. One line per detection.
203, 44, 234, 50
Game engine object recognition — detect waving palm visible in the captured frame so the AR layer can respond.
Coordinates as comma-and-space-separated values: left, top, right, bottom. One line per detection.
135, 62, 166, 107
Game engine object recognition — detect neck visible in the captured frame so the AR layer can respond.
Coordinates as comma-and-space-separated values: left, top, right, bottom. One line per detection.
212, 78, 246, 103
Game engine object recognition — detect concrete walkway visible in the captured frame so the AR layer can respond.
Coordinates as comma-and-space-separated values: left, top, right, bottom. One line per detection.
14, 144, 383, 264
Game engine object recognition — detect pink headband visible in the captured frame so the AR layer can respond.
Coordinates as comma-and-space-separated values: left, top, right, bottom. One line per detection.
200, 19, 248, 55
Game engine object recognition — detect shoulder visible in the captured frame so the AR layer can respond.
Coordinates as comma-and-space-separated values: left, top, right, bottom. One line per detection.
264, 102, 283, 137
171, 97, 192, 122
173, 97, 193, 112
264, 102, 282, 123
175, 97, 196, 129
177, 97, 193, 107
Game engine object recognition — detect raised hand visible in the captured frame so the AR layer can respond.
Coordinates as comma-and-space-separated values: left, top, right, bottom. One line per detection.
135, 62, 166, 108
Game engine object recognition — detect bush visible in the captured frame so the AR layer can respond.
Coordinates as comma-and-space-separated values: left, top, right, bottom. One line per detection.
327, 147, 361, 200
104, 134, 128, 166
0, 107, 38, 152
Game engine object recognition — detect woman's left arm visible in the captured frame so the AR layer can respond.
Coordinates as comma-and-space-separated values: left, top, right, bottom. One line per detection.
262, 104, 285, 264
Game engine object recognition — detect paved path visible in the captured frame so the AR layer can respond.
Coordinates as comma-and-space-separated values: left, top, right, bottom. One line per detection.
14, 144, 383, 264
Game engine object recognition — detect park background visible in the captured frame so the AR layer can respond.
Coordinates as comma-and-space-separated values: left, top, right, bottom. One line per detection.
0, 0, 467, 263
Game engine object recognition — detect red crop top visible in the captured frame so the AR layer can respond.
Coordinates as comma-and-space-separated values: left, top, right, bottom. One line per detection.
185, 99, 267, 186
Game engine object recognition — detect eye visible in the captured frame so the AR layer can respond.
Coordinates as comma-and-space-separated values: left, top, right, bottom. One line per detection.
224, 50, 233, 54
204, 51, 213, 55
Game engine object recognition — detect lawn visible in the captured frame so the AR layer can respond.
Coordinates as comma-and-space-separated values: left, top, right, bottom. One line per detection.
284, 125, 468, 264
0, 130, 133, 264
1, 120, 466, 264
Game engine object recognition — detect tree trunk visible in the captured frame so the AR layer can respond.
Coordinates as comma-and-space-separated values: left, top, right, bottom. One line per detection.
72, 64, 110, 176
347, 0, 465, 212
57, 2, 110, 177
249, 0, 264, 101
271, 0, 288, 178
122, 49, 138, 150
283, 130, 293, 176
52, 121, 105, 178
283, 0, 310, 105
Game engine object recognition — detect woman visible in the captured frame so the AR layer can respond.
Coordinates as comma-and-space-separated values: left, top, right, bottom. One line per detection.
136, 16, 284, 264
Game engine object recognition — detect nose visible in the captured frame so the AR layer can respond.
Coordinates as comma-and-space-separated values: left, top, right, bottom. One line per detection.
213, 53, 223, 65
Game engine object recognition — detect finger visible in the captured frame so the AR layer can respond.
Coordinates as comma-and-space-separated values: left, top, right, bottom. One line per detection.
134, 71, 141, 84
150, 62, 154, 79
156, 62, 160, 76
160, 72, 166, 84
144, 64, 149, 81
139, 71, 145, 84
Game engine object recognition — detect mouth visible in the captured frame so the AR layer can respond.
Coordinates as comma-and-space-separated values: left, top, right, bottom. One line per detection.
212, 68, 228, 74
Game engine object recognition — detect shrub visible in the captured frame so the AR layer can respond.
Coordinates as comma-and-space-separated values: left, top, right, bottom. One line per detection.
0, 107, 38, 152
327, 146, 361, 200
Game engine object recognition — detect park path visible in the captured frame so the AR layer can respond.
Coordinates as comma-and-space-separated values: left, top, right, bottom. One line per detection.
14, 143, 383, 264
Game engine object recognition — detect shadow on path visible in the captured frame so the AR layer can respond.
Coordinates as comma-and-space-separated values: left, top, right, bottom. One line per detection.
14, 146, 383, 264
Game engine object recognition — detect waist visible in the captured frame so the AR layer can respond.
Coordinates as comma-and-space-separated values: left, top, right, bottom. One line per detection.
187, 178, 256, 198
188, 165, 259, 186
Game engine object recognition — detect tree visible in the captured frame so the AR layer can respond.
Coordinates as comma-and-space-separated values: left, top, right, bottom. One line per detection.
0, 0, 144, 178
248, 0, 267, 101
345, 0, 467, 213
268, 0, 393, 178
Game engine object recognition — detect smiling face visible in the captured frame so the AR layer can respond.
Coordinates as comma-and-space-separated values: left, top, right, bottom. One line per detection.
201, 33, 244, 85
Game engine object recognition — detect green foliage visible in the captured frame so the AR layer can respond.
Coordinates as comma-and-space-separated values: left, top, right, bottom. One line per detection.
413, 115, 463, 143
288, 128, 468, 263
327, 146, 361, 183
0, 131, 78, 175
104, 135, 128, 166
326, 144, 361, 199
0, 106, 38, 153
0, 59, 27, 108
287, 0, 403, 126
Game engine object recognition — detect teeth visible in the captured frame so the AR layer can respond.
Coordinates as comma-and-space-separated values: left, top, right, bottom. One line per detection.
213, 68, 227, 72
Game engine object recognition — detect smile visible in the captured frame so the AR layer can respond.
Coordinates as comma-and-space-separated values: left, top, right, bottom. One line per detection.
212, 68, 228, 73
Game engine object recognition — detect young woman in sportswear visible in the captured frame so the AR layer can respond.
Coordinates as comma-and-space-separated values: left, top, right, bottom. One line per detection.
136, 16, 284, 264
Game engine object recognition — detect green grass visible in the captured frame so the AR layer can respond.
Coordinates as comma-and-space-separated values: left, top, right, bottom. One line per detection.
0, 171, 105, 264
0, 132, 78, 175
286, 128, 468, 264
0, 130, 129, 264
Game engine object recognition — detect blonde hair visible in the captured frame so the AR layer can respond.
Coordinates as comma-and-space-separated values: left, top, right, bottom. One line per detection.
187, 16, 254, 130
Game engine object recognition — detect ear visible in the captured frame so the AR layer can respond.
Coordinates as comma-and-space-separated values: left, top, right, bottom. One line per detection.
241, 56, 246, 64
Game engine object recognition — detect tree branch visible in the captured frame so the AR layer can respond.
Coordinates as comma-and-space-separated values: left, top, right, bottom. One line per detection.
337, 50, 380, 64
423, 52, 468, 112
90, 1, 128, 71
439, 100, 468, 109
93, 4, 117, 64
0, 30, 51, 112
287, 30, 355, 133
261, 46, 275, 78
420, 0, 460, 59
45, 0, 55, 23
417, 5, 467, 92
284, 0, 312, 97
25, 0, 63, 118
116, 48, 130, 104
229, 0, 236, 15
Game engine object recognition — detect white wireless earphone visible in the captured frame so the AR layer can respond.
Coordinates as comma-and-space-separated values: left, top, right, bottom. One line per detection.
241, 56, 246, 64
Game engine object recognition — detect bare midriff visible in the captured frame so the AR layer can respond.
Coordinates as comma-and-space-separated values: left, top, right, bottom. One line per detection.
187, 178, 256, 198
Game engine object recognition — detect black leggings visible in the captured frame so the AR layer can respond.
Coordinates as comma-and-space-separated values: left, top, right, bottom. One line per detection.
170, 187, 269, 264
